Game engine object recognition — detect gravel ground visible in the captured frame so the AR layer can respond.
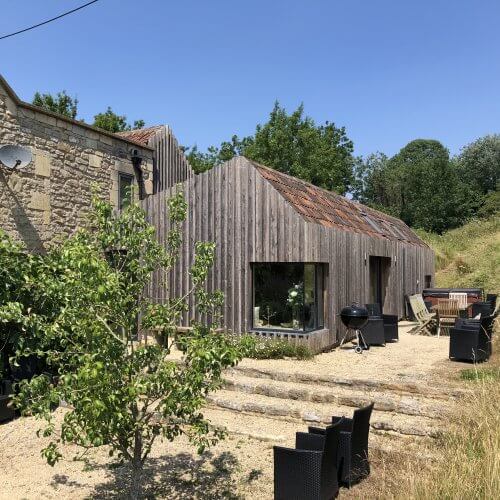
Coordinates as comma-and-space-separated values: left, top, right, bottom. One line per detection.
0, 408, 432, 500
235, 324, 463, 385
0, 325, 459, 499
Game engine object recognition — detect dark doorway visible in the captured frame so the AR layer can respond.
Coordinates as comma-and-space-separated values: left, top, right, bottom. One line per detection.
369, 256, 391, 309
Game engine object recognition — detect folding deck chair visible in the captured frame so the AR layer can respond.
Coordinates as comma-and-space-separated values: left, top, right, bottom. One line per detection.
408, 294, 437, 336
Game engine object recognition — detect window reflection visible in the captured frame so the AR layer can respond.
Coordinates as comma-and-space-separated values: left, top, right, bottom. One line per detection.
253, 263, 324, 332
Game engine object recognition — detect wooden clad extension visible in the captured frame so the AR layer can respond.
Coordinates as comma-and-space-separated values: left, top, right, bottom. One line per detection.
143, 156, 435, 351
118, 125, 193, 192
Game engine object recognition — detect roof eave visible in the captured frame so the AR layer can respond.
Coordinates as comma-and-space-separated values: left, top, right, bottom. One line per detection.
0, 73, 153, 151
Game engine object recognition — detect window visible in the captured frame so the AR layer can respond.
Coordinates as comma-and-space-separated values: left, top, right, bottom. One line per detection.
425, 275, 432, 289
118, 173, 134, 210
252, 263, 325, 332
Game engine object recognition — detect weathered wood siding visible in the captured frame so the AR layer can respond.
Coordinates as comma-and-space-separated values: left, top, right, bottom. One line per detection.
143, 156, 435, 351
148, 126, 194, 192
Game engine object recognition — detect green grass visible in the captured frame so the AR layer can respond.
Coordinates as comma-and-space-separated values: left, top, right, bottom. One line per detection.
415, 214, 500, 293
460, 366, 500, 382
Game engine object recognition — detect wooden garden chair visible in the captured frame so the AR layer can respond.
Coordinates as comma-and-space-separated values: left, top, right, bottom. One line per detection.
408, 294, 437, 336
436, 298, 459, 337
450, 292, 468, 310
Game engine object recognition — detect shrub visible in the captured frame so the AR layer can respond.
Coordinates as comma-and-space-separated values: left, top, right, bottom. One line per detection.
238, 334, 313, 360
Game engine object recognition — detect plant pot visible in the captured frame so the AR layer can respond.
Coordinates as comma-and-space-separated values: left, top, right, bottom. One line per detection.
0, 394, 15, 423
153, 330, 169, 348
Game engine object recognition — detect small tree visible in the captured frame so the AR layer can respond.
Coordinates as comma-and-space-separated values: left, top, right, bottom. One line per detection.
93, 107, 145, 133
32, 91, 79, 119
12, 192, 242, 499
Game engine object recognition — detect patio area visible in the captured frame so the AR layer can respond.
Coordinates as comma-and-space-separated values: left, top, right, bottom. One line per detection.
0, 323, 468, 499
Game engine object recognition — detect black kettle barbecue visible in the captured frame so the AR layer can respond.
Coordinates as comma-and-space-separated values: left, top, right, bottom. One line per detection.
339, 303, 369, 353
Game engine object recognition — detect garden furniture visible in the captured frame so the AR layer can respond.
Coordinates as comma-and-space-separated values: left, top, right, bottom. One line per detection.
435, 299, 460, 336
422, 288, 483, 309
365, 303, 398, 342
309, 403, 374, 488
471, 301, 493, 318
449, 318, 491, 362
450, 292, 468, 310
408, 294, 437, 335
274, 419, 343, 499
486, 294, 498, 315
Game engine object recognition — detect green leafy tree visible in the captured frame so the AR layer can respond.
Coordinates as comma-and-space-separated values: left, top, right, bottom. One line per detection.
456, 135, 500, 196
93, 107, 145, 133
354, 140, 478, 233
0, 231, 33, 378
187, 102, 355, 194
8, 192, 242, 499
32, 91, 79, 119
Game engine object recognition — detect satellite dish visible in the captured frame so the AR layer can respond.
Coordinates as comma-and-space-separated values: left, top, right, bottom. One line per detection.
0, 144, 33, 169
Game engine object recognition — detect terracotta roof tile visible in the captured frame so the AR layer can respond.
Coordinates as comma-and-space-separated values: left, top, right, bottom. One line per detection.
251, 160, 425, 246
116, 125, 164, 145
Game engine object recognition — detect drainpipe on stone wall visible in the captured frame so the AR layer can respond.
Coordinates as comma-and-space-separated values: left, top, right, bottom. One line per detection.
130, 148, 146, 200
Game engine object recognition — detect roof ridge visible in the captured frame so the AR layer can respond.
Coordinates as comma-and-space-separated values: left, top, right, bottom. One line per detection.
244, 157, 426, 246
246, 157, 402, 223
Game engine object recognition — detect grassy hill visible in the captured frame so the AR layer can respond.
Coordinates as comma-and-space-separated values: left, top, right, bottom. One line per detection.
415, 214, 500, 293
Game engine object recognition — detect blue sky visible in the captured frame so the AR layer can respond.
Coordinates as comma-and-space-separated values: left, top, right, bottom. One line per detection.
1, 0, 499, 157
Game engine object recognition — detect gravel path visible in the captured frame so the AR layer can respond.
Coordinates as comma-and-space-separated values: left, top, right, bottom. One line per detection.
0, 324, 461, 499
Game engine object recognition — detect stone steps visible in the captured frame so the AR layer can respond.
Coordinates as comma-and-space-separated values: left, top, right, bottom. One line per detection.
207, 389, 443, 438
223, 374, 450, 419
227, 365, 466, 401
202, 407, 435, 456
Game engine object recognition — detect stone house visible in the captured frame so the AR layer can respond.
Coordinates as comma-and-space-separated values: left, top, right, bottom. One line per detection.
0, 75, 191, 252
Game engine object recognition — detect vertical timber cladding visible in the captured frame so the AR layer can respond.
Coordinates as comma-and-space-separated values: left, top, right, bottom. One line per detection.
146, 126, 194, 193
143, 156, 435, 349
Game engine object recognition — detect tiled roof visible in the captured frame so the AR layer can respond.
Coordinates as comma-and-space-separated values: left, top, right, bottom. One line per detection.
116, 125, 164, 145
252, 160, 425, 246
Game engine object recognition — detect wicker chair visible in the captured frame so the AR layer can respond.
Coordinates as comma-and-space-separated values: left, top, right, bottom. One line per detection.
452, 314, 494, 359
449, 318, 491, 362
309, 403, 374, 488
360, 311, 385, 346
365, 304, 398, 342
274, 420, 343, 500
471, 301, 493, 318
486, 294, 498, 315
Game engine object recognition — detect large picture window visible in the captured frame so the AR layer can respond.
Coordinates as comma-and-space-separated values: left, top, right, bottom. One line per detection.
252, 263, 325, 332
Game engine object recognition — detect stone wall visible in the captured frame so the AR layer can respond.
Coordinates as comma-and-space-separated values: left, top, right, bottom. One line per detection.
0, 79, 153, 252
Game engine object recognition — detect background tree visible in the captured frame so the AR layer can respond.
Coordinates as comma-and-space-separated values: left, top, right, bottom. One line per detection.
92, 107, 144, 133
32, 91, 78, 119
353, 139, 476, 233
186, 102, 355, 195
7, 192, 242, 499
455, 135, 500, 196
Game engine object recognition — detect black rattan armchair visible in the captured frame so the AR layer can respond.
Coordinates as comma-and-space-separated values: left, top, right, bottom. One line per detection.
486, 294, 497, 315
449, 316, 491, 362
360, 311, 385, 346
309, 403, 374, 488
471, 301, 493, 318
274, 420, 342, 500
366, 304, 398, 342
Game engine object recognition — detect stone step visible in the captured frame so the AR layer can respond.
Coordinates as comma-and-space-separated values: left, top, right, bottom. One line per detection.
227, 365, 466, 401
208, 389, 443, 438
203, 407, 433, 449
223, 374, 450, 419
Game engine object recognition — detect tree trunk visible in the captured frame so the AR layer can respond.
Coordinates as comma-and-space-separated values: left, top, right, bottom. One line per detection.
128, 429, 143, 499
129, 461, 143, 500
